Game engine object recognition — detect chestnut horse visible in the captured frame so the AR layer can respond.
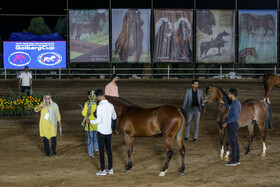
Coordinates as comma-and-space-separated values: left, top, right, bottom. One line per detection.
105, 96, 186, 176
201, 86, 272, 160
263, 73, 280, 104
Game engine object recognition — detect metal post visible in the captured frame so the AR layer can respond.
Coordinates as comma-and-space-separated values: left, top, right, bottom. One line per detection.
109, 0, 112, 78
220, 65, 222, 77
59, 68, 61, 79
274, 65, 277, 74
35, 69, 36, 79
113, 65, 115, 74
4, 68, 6, 79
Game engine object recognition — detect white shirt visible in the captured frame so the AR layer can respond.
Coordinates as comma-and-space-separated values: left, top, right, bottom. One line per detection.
19, 72, 32, 86
90, 100, 117, 135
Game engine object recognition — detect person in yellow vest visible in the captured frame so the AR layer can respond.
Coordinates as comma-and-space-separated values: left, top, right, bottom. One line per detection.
81, 91, 99, 157
34, 94, 62, 157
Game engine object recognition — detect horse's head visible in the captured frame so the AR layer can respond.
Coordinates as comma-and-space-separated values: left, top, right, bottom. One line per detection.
126, 9, 144, 27
201, 86, 230, 113
221, 31, 230, 37
250, 48, 259, 60
98, 12, 107, 22
197, 10, 215, 35
201, 86, 216, 112
161, 21, 172, 34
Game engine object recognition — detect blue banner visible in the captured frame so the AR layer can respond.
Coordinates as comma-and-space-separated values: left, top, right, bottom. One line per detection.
4, 41, 66, 69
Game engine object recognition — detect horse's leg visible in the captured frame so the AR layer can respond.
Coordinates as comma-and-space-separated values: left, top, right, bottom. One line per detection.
219, 124, 226, 160
224, 138, 230, 162
263, 79, 273, 104
177, 135, 185, 175
245, 123, 254, 155
258, 122, 266, 157
159, 137, 173, 177
124, 134, 134, 172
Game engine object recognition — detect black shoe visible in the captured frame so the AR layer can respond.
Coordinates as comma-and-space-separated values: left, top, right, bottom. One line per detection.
225, 160, 237, 166
44, 154, 50, 158
184, 137, 188, 141
193, 139, 197, 142
52, 152, 57, 156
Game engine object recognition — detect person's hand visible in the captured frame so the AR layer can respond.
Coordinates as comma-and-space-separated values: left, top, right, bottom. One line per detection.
86, 118, 90, 124
58, 122, 63, 127
42, 103, 47, 108
18, 85, 21, 90
218, 99, 224, 104
222, 123, 227, 128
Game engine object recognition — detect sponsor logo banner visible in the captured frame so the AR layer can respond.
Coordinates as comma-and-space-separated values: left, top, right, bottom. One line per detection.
4, 41, 66, 69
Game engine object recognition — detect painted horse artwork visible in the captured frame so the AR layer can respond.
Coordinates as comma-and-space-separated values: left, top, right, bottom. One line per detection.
263, 73, 280, 104
240, 13, 275, 36
173, 20, 192, 61
200, 31, 230, 58
115, 9, 144, 63
238, 47, 259, 64
105, 96, 187, 176
197, 10, 216, 35
154, 19, 172, 61
70, 12, 107, 40
201, 86, 273, 161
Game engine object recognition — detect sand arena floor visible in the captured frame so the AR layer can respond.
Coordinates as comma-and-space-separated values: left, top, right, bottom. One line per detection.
0, 79, 279, 186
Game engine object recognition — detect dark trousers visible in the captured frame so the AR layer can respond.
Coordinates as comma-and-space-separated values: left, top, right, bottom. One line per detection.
112, 119, 117, 131
227, 122, 240, 163
97, 132, 112, 171
21, 86, 31, 96
43, 137, 56, 155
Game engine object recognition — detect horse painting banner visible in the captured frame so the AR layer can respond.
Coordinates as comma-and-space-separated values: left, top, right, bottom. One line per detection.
196, 9, 235, 63
154, 9, 193, 63
239, 10, 277, 64
69, 9, 109, 63
112, 9, 151, 63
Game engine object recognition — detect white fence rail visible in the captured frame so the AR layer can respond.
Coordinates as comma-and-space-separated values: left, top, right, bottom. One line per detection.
0, 66, 278, 79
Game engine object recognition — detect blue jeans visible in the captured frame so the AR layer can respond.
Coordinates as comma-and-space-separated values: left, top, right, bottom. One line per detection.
87, 131, 99, 156
21, 86, 31, 96
227, 122, 240, 163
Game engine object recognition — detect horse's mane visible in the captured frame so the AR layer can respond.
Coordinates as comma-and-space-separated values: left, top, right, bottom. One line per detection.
218, 87, 231, 105
106, 96, 139, 108
243, 99, 254, 103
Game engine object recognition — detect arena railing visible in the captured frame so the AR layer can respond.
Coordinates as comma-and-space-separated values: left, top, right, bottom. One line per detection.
0, 66, 277, 79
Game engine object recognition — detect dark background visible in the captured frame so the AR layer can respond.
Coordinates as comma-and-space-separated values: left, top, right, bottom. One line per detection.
0, 0, 278, 41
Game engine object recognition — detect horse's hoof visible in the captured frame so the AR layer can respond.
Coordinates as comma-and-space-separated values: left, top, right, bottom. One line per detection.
158, 171, 165, 177
219, 155, 223, 160
125, 169, 131, 173
179, 171, 184, 176
243, 153, 249, 157
224, 157, 230, 162
261, 152, 266, 157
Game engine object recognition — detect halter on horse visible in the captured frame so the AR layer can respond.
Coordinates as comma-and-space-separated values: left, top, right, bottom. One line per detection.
105, 96, 187, 176
201, 86, 273, 160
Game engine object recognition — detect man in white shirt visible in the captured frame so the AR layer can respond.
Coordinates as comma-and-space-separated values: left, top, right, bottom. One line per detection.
18, 66, 32, 96
86, 89, 117, 176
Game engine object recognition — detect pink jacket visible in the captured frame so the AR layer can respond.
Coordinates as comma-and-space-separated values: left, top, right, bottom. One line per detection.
105, 82, 119, 97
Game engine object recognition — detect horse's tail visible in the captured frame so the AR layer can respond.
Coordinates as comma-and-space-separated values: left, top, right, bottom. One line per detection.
176, 108, 187, 138
263, 101, 273, 129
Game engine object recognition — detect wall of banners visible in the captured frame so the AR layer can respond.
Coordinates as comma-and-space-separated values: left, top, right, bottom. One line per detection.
112, 9, 151, 63
69, 9, 109, 63
154, 9, 193, 63
196, 9, 235, 63
238, 10, 277, 64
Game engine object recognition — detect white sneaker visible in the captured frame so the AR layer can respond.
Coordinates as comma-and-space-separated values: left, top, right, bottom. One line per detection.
106, 168, 114, 175
96, 170, 107, 176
